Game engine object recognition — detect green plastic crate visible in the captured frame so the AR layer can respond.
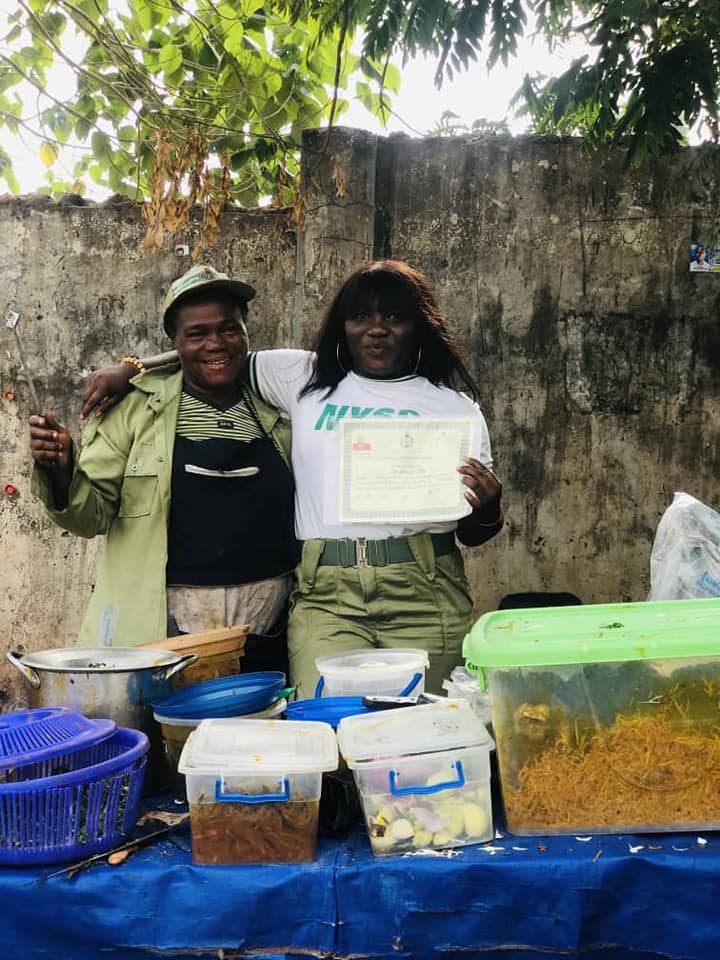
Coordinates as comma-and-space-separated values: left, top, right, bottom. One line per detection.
462, 597, 720, 836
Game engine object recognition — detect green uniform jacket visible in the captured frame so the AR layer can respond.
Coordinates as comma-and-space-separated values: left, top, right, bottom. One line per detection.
32, 367, 292, 647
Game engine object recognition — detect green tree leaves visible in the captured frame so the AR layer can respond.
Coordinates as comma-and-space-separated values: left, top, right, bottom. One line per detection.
0, 0, 717, 248
0, 0, 390, 220
525, 0, 719, 162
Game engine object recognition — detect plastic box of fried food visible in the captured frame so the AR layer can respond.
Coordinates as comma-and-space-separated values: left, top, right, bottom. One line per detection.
463, 597, 720, 835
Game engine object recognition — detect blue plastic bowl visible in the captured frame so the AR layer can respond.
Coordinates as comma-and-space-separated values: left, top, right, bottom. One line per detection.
152, 671, 286, 720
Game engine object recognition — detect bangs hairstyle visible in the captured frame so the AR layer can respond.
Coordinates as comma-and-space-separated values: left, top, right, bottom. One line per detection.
331, 268, 423, 325
300, 259, 480, 400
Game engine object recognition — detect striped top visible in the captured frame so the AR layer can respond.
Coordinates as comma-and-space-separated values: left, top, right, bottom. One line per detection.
176, 389, 266, 443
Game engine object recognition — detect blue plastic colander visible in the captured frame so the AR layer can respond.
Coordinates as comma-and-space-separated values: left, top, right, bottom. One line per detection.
0, 707, 116, 772
0, 725, 149, 866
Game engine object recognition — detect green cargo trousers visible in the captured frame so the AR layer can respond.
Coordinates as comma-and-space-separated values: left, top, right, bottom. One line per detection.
287, 533, 474, 698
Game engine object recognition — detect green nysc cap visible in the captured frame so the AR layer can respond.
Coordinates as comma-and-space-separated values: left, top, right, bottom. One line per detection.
162, 264, 256, 336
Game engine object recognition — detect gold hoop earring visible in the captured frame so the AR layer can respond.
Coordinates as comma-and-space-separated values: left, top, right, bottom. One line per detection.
336, 342, 348, 374
412, 347, 423, 375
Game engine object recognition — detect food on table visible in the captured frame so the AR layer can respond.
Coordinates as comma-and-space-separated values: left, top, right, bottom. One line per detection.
495, 671, 720, 832
363, 781, 492, 855
189, 797, 320, 864
180, 718, 335, 864
338, 701, 494, 856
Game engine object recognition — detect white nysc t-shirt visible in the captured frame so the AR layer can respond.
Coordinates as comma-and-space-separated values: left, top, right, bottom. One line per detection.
249, 349, 493, 541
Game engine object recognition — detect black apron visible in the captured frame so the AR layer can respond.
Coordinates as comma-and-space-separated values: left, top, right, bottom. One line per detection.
166, 389, 298, 586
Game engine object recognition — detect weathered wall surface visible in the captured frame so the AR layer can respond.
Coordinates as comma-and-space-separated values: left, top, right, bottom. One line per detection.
365, 133, 720, 609
0, 200, 297, 707
2, 128, 720, 707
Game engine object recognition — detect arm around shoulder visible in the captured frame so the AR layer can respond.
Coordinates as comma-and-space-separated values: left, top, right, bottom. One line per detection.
80, 351, 179, 420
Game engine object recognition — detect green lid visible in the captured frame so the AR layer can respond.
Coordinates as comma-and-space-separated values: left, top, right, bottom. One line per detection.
463, 598, 720, 690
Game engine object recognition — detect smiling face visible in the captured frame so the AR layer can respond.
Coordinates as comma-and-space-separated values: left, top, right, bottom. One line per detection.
343, 299, 418, 379
174, 298, 248, 401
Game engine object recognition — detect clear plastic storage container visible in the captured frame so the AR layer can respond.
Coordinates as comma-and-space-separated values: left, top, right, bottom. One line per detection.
178, 718, 338, 864
154, 699, 287, 795
463, 597, 720, 836
337, 701, 494, 856
314, 648, 429, 698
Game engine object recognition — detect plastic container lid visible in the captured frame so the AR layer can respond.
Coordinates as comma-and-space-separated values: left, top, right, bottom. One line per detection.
154, 698, 288, 728
152, 671, 286, 719
0, 707, 116, 771
463, 597, 720, 689
315, 648, 429, 676
337, 700, 493, 763
178, 718, 338, 775
283, 697, 372, 729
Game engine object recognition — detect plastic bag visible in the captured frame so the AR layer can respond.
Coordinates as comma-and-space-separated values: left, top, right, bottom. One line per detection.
648, 492, 720, 601
442, 665, 492, 728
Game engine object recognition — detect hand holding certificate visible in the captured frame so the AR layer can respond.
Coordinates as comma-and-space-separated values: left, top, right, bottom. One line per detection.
338, 418, 474, 523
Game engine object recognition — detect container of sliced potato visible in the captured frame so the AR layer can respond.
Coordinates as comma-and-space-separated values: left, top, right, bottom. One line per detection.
337, 700, 494, 856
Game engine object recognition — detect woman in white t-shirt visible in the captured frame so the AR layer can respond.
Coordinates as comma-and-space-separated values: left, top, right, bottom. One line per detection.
248, 260, 503, 694
81, 260, 503, 695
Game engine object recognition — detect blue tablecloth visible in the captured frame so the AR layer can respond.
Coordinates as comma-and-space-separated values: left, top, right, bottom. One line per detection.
3, 816, 720, 960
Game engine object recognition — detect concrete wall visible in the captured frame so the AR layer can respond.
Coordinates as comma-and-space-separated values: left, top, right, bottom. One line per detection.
2, 128, 720, 707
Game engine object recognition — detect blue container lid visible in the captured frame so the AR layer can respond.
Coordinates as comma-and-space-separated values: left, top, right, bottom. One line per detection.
152, 671, 286, 719
0, 707, 116, 771
283, 697, 372, 729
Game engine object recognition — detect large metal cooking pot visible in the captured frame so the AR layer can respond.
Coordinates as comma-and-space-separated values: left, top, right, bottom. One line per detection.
7, 647, 195, 793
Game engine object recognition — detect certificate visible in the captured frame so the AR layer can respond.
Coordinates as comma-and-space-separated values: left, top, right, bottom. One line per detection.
338, 418, 474, 523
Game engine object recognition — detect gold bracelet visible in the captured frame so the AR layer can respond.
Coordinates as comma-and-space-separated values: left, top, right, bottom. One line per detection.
120, 355, 146, 375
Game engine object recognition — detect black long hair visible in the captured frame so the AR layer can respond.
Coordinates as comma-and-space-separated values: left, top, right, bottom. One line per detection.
300, 260, 480, 401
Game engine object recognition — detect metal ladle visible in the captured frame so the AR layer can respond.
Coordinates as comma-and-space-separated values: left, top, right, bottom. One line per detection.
5, 309, 41, 412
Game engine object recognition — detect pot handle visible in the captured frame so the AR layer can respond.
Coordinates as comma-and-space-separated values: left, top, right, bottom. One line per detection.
6, 651, 41, 689
155, 653, 197, 682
